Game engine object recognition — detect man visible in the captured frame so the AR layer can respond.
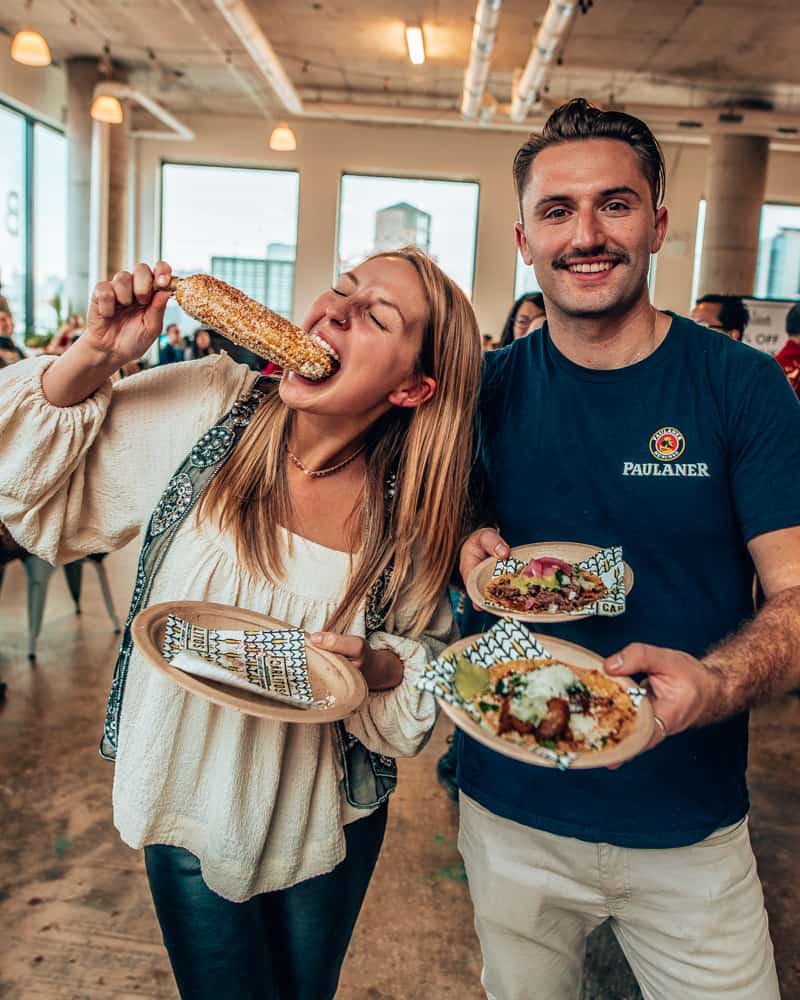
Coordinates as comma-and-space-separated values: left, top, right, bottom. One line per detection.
690, 293, 749, 340
775, 302, 800, 399
158, 322, 185, 365
458, 98, 800, 1000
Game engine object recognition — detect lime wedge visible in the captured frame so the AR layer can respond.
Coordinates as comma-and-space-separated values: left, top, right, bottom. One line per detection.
453, 654, 490, 701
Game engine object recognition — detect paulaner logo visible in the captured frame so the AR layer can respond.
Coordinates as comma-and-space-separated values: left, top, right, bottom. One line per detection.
622, 461, 709, 478
622, 426, 711, 478
649, 427, 685, 461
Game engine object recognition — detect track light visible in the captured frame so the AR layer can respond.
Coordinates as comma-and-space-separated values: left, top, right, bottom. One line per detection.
405, 24, 425, 65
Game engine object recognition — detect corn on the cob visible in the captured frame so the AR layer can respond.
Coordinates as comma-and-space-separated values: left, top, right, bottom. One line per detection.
168, 274, 339, 380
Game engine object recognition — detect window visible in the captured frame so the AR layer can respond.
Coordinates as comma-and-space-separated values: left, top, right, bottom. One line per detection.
160, 164, 300, 333
514, 250, 541, 300
755, 204, 800, 301
689, 199, 707, 309
33, 123, 68, 333
0, 105, 26, 333
337, 174, 479, 297
692, 200, 800, 305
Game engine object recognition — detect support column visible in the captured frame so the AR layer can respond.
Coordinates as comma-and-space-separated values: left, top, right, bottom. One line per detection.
65, 58, 97, 316
106, 67, 129, 278
698, 134, 769, 296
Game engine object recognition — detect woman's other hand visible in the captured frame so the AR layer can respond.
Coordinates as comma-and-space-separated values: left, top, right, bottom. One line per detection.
84, 261, 173, 368
309, 632, 404, 691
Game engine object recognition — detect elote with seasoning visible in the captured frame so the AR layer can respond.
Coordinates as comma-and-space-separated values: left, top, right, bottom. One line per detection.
168, 274, 339, 380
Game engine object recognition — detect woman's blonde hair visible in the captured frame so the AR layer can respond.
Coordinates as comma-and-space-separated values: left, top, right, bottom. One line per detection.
198, 247, 482, 636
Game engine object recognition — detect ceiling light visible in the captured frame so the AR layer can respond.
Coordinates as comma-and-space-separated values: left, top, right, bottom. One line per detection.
405, 24, 425, 65
269, 122, 296, 151
90, 94, 124, 124
10, 29, 51, 67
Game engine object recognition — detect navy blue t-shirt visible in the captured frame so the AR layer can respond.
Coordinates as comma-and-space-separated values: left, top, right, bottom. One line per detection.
457, 315, 800, 848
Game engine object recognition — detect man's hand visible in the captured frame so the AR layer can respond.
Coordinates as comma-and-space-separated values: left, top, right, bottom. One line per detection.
459, 527, 510, 595
605, 643, 722, 751
309, 632, 404, 691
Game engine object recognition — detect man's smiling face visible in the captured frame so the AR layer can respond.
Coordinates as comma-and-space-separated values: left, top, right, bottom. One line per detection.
515, 138, 668, 321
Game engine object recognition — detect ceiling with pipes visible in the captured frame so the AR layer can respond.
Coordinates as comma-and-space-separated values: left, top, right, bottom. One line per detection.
3, 0, 800, 137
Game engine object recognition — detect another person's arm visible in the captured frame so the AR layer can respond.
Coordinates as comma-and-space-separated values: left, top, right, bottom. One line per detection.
607, 525, 800, 746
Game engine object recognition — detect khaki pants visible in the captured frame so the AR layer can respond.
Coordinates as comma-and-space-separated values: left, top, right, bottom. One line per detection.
458, 793, 780, 1000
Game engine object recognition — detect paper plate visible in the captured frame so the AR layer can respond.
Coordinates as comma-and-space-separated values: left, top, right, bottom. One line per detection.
436, 632, 654, 769
466, 541, 634, 623
132, 600, 368, 723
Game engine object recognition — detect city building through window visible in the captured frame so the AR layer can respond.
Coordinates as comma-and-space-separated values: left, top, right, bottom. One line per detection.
755, 204, 800, 300
336, 173, 479, 297
691, 199, 800, 305
160, 163, 300, 332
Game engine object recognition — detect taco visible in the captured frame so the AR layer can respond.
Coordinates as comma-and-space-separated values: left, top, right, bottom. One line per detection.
470, 657, 636, 753
484, 556, 606, 614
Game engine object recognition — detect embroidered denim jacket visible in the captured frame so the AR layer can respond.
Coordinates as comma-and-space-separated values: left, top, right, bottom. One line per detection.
100, 377, 397, 809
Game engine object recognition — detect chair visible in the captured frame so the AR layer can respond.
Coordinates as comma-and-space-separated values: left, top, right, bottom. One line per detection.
0, 549, 121, 661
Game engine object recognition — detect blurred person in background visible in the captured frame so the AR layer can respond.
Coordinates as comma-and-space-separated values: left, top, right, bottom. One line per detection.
47, 313, 85, 356
190, 327, 218, 360
690, 294, 749, 341
159, 322, 186, 365
0, 311, 25, 366
775, 303, 800, 400
498, 292, 546, 348
481, 333, 496, 352
0, 278, 10, 316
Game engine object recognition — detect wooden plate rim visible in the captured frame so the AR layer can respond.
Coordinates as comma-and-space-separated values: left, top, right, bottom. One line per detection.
437, 632, 654, 769
131, 600, 368, 723
465, 540, 635, 624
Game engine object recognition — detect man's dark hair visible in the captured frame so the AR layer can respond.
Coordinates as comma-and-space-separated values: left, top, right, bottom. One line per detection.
513, 98, 666, 217
786, 303, 800, 336
695, 294, 750, 334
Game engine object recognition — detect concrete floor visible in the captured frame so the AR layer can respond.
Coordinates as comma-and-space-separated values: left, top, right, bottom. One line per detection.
0, 542, 797, 999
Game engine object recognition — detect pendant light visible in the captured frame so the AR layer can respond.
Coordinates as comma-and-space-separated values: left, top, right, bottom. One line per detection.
269, 122, 296, 151
11, 28, 52, 67
90, 94, 124, 124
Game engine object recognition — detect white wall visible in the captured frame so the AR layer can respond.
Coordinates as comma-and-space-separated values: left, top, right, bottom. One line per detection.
3, 51, 800, 335
0, 52, 65, 127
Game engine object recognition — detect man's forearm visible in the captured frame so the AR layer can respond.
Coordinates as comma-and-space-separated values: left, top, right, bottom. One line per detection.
700, 585, 800, 724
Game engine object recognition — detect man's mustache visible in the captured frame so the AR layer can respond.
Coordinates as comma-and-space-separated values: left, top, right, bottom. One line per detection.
552, 248, 630, 270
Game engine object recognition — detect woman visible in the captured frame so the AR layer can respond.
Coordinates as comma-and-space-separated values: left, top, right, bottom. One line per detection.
190, 326, 217, 359
498, 291, 546, 347
0, 249, 482, 999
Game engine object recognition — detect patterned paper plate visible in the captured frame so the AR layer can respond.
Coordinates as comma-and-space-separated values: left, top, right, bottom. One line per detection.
466, 541, 634, 623
132, 600, 368, 723
426, 627, 654, 770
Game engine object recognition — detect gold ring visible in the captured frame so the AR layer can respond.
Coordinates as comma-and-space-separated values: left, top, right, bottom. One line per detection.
653, 714, 668, 738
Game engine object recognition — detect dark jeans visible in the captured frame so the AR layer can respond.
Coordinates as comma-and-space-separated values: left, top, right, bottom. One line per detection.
144, 803, 388, 1000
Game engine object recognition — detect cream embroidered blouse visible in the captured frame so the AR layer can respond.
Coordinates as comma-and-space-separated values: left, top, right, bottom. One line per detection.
0, 353, 451, 901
